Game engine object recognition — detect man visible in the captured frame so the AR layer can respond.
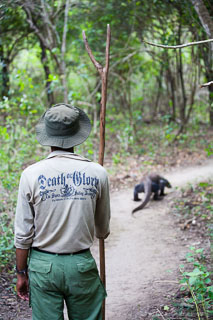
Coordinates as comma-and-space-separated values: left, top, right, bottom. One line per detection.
15, 103, 110, 320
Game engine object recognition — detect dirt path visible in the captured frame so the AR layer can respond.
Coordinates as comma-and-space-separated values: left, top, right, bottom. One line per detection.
89, 159, 213, 320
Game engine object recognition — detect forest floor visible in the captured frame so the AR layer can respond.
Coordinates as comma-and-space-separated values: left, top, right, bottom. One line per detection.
0, 154, 212, 320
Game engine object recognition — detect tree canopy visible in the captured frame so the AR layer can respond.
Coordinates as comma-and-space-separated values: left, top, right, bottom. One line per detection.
0, 0, 212, 150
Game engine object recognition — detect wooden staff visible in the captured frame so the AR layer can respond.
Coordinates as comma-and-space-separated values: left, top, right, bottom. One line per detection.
83, 25, 110, 319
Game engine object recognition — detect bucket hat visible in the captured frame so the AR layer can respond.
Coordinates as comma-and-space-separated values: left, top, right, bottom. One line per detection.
35, 103, 92, 148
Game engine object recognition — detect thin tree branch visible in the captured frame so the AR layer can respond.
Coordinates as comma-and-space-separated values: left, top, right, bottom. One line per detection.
88, 80, 102, 99
76, 100, 95, 108
143, 38, 213, 49
52, 2, 65, 19
110, 50, 138, 70
200, 81, 213, 87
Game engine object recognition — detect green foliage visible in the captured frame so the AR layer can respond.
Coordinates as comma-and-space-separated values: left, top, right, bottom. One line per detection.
179, 247, 212, 319
112, 153, 122, 165
205, 143, 213, 157
0, 214, 15, 271
163, 121, 178, 143
77, 133, 96, 160
0, 120, 38, 191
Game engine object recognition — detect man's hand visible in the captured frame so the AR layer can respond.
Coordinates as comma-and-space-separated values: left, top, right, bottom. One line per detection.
16, 248, 29, 300
16, 274, 29, 301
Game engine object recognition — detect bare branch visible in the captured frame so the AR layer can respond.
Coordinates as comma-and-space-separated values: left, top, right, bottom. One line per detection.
88, 80, 102, 99
110, 50, 138, 70
52, 2, 65, 19
200, 81, 213, 87
143, 38, 213, 49
110, 71, 126, 83
76, 100, 95, 108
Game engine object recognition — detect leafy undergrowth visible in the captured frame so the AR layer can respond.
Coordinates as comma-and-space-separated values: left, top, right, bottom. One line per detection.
0, 214, 14, 271
151, 181, 213, 320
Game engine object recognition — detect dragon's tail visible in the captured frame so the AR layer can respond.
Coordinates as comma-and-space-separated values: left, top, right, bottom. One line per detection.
132, 179, 152, 215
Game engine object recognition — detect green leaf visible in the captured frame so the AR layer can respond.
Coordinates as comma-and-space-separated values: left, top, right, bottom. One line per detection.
88, 149, 94, 155
186, 268, 203, 277
189, 276, 198, 286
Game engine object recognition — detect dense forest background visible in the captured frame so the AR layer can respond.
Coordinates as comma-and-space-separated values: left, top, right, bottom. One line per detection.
0, 1, 213, 319
1, 1, 213, 161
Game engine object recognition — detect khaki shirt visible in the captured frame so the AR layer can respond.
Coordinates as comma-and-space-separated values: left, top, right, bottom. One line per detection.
15, 150, 110, 253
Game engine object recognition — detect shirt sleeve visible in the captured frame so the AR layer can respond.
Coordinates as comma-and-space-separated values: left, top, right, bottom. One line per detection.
14, 172, 35, 249
95, 172, 111, 239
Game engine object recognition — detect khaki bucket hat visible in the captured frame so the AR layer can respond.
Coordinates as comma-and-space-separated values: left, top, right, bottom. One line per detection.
36, 103, 92, 148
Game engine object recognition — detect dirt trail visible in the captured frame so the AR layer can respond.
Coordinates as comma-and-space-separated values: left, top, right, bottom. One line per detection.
89, 159, 213, 320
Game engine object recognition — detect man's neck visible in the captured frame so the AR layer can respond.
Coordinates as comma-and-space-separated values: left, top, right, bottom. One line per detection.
51, 146, 74, 153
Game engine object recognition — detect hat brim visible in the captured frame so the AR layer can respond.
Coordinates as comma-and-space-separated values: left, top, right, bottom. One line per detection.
35, 106, 92, 148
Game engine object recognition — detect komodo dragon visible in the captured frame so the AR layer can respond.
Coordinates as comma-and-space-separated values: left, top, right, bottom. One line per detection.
132, 173, 172, 214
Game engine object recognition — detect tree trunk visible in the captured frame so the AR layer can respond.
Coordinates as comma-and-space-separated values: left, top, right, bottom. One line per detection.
40, 41, 54, 107
191, 0, 213, 126
166, 63, 176, 121
60, 0, 70, 104
205, 55, 213, 126
0, 44, 10, 99
152, 65, 163, 120
191, 0, 213, 38
207, 78, 213, 126
177, 18, 187, 127
126, 79, 137, 138
199, 41, 213, 126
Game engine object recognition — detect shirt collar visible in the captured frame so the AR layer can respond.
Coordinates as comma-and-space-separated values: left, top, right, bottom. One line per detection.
46, 150, 91, 162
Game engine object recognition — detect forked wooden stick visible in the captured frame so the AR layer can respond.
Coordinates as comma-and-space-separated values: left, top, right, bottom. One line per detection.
83, 25, 111, 320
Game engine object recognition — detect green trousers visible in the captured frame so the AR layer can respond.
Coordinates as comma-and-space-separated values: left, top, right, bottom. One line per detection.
29, 249, 106, 320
